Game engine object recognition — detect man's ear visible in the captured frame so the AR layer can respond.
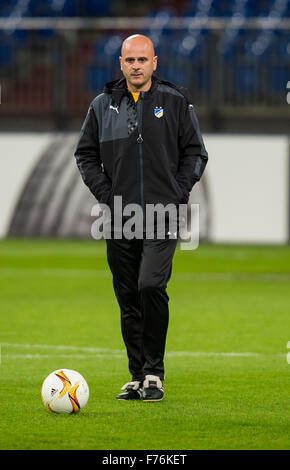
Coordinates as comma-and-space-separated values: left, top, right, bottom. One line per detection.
119, 56, 122, 71
153, 55, 158, 71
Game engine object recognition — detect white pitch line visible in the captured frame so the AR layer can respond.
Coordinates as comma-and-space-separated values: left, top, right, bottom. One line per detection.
175, 272, 290, 282
5, 354, 125, 359
0, 268, 110, 278
1, 342, 123, 354
1, 343, 285, 358
0, 267, 289, 282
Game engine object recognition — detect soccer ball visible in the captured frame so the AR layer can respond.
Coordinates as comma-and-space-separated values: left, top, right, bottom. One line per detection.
41, 369, 89, 414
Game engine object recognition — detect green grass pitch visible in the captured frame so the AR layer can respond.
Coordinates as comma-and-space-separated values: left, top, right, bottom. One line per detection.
0, 239, 289, 450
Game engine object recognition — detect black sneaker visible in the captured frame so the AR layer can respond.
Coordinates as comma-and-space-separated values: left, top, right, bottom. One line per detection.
116, 381, 142, 400
142, 375, 164, 402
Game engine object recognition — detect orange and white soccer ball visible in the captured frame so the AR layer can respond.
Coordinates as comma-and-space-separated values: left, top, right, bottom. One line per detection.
41, 369, 89, 414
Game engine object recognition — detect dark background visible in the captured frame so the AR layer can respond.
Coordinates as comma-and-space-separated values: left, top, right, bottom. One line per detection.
0, 0, 289, 133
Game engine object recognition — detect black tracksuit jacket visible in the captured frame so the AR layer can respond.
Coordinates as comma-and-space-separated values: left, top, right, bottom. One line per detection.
75, 76, 208, 380
74, 75, 208, 229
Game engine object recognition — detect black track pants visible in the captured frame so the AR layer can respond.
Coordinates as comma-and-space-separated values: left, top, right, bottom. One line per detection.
106, 237, 178, 382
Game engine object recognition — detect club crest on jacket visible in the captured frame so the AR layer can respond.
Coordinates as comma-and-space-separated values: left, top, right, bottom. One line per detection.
154, 107, 164, 118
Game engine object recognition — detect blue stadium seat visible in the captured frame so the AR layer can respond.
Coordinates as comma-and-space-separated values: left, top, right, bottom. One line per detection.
243, 33, 273, 63
278, 38, 290, 58
0, 40, 12, 66
81, 0, 110, 16
220, 29, 248, 63
36, 29, 55, 39
57, 0, 77, 17
28, 0, 52, 16
94, 36, 112, 56
93, 35, 123, 64
85, 63, 111, 94
183, 0, 215, 17
145, 7, 176, 35
12, 29, 28, 42
85, 35, 123, 93
234, 65, 258, 93
28, 0, 77, 17
273, 32, 290, 58
160, 65, 188, 87
103, 35, 123, 59
0, 0, 17, 17
197, 66, 210, 90
211, 0, 234, 17
268, 66, 290, 92
170, 32, 208, 61
244, 0, 259, 17
27, 0, 65, 38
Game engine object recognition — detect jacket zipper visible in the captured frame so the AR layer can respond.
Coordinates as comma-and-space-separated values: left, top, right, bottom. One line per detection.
136, 92, 144, 213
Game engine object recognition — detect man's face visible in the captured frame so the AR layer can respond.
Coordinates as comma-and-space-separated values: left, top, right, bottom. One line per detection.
120, 38, 157, 91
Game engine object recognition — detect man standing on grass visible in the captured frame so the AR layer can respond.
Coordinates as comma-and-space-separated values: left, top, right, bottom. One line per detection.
74, 34, 208, 402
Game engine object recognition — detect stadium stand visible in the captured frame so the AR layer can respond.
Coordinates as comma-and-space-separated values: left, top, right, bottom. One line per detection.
0, 0, 289, 131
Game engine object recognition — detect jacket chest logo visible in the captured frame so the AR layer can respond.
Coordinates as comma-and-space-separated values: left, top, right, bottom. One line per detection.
154, 107, 164, 118
109, 104, 119, 114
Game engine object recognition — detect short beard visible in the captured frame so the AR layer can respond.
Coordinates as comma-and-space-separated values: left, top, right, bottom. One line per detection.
127, 76, 152, 92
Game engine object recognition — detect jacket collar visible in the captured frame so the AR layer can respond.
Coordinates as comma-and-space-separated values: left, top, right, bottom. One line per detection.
103, 74, 193, 106
103, 75, 159, 107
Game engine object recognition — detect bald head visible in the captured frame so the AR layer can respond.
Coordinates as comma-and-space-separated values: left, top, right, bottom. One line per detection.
121, 34, 155, 57
119, 34, 158, 92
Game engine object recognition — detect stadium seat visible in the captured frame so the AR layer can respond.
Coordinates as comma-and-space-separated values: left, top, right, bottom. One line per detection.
28, 0, 77, 17
279, 38, 290, 58
145, 7, 176, 35
275, 32, 290, 58
171, 32, 208, 63
56, 0, 77, 17
160, 65, 188, 87
0, 0, 18, 17
84, 35, 124, 94
234, 65, 258, 93
268, 65, 290, 93
11, 29, 28, 42
81, 0, 110, 16
0, 40, 12, 66
85, 63, 111, 94
183, 0, 215, 17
